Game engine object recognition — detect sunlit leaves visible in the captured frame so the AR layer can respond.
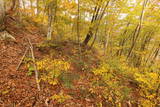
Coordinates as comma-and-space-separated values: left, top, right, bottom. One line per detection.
134, 69, 160, 106
36, 58, 70, 85
51, 91, 72, 103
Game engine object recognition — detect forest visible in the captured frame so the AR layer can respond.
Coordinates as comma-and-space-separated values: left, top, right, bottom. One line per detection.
0, 0, 160, 106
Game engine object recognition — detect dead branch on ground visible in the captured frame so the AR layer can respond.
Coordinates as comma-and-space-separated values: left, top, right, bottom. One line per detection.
16, 46, 29, 71
27, 38, 41, 91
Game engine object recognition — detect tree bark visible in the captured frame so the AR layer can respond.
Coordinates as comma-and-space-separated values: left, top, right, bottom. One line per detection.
82, 4, 101, 45
46, 0, 57, 40
36, 0, 40, 15
10, 0, 17, 11
47, 13, 53, 40
127, 0, 148, 59
83, 0, 110, 45
83, 30, 93, 45
0, 0, 5, 31
21, 0, 25, 9
90, 1, 110, 48
29, 0, 32, 10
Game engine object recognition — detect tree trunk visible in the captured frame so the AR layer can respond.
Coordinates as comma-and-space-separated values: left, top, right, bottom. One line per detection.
10, 0, 17, 11
21, 0, 25, 9
83, 0, 110, 45
82, 5, 100, 45
36, 0, 40, 15
47, 13, 53, 40
0, 0, 5, 31
83, 30, 93, 45
127, 0, 148, 59
46, 0, 57, 40
29, 0, 32, 10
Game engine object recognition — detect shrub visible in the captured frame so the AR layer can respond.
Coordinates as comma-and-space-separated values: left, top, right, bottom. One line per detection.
36, 58, 70, 85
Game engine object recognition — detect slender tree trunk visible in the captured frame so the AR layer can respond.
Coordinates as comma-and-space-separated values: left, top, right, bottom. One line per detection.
83, 0, 110, 45
10, 0, 17, 11
22, 0, 26, 9
36, 0, 40, 15
47, 13, 53, 40
77, 0, 80, 43
103, 29, 110, 56
83, 30, 93, 45
127, 0, 148, 59
0, 0, 5, 31
82, 1, 102, 45
90, 1, 110, 48
46, 0, 57, 40
117, 22, 130, 56
77, 0, 82, 60
29, 0, 33, 10
135, 32, 152, 66
42, 0, 47, 23
152, 44, 160, 61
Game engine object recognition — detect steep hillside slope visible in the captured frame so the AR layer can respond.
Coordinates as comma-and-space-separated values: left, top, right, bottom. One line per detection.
0, 16, 100, 107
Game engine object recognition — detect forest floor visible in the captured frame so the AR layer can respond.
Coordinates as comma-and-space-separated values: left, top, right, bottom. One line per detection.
0, 16, 101, 107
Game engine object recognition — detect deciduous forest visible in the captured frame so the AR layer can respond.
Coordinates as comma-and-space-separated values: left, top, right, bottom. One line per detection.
0, 0, 160, 106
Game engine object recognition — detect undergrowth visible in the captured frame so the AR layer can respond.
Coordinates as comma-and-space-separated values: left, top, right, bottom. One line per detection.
25, 42, 160, 107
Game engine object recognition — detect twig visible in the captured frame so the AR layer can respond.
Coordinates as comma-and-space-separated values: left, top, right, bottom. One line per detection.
45, 98, 49, 107
16, 47, 29, 71
27, 38, 41, 91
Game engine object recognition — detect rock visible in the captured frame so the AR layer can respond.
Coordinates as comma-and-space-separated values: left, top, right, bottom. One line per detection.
0, 31, 16, 41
